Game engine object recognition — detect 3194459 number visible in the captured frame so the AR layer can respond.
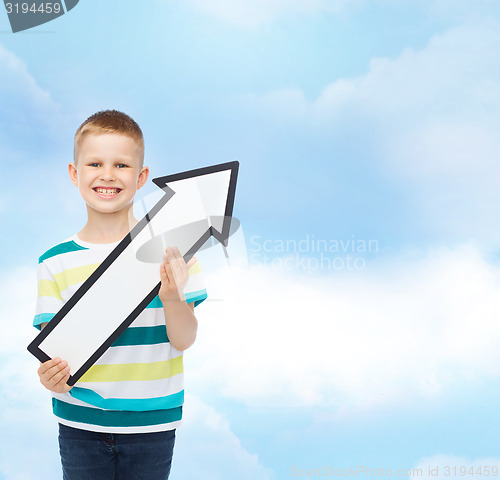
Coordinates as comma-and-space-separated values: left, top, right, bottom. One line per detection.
5, 3, 62, 14
444, 466, 499, 476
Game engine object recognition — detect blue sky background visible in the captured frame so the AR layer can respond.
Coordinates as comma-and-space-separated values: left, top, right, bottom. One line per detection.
1, 1, 500, 478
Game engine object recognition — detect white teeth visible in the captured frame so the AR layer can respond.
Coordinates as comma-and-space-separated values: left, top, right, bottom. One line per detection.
95, 188, 120, 195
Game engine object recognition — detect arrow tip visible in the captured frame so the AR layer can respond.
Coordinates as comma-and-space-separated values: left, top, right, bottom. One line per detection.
152, 161, 239, 245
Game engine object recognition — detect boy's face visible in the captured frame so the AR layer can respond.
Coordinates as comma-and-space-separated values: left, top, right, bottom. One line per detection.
69, 134, 149, 216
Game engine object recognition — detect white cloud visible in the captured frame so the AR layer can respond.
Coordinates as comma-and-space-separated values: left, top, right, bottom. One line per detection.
0, 43, 76, 168
0, 43, 75, 222
172, 0, 355, 28
172, 395, 275, 479
3, 249, 500, 477
236, 20, 500, 245
0, 266, 274, 479
245, 20, 500, 149
0, 43, 62, 139
426, 0, 499, 22
5, 249, 500, 477
411, 454, 500, 480
171, 0, 499, 28
189, 243, 500, 408
0, 267, 62, 480
0, 44, 54, 108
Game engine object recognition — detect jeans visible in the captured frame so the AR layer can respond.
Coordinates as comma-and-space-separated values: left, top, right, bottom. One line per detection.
58, 423, 176, 480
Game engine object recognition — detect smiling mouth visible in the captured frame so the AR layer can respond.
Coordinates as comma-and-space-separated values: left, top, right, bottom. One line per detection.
93, 187, 122, 196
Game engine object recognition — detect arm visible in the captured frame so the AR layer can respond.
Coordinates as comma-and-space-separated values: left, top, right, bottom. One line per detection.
159, 247, 198, 351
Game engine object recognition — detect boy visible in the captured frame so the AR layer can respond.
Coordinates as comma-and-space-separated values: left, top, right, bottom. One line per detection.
34, 110, 207, 479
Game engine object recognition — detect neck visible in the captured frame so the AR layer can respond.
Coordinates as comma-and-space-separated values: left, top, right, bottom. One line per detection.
78, 205, 138, 244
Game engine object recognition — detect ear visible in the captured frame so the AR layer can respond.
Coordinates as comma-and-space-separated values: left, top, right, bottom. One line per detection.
68, 163, 79, 187
137, 166, 149, 190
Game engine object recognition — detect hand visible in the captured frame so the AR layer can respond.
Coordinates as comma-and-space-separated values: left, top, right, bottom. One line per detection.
38, 357, 73, 394
159, 246, 197, 304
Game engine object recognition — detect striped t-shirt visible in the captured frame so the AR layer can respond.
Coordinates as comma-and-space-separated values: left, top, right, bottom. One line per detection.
33, 234, 207, 434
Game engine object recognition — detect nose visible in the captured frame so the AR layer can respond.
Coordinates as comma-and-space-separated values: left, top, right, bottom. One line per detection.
100, 166, 116, 182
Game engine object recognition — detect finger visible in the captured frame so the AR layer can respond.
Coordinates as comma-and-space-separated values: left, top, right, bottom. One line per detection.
46, 364, 70, 388
162, 248, 174, 280
44, 360, 68, 380
38, 357, 62, 376
53, 371, 71, 391
166, 246, 183, 271
164, 255, 175, 283
173, 246, 188, 264
169, 247, 185, 281
39, 360, 66, 382
187, 256, 197, 270
172, 246, 187, 269
62, 383, 73, 393
160, 261, 170, 284
175, 249, 192, 287
171, 246, 182, 260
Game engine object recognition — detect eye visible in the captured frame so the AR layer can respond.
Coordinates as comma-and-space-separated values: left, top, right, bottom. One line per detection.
89, 163, 100, 167
116, 164, 128, 168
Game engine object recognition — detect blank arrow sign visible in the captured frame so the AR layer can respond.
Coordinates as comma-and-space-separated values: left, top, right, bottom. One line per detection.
27, 161, 239, 385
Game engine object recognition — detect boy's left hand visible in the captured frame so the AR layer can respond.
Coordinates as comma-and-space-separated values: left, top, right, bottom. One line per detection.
159, 246, 196, 304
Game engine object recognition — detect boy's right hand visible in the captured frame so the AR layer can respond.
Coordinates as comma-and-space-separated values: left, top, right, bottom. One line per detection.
38, 358, 73, 393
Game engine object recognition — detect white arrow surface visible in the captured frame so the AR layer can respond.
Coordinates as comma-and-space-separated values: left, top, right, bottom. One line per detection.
29, 162, 238, 384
